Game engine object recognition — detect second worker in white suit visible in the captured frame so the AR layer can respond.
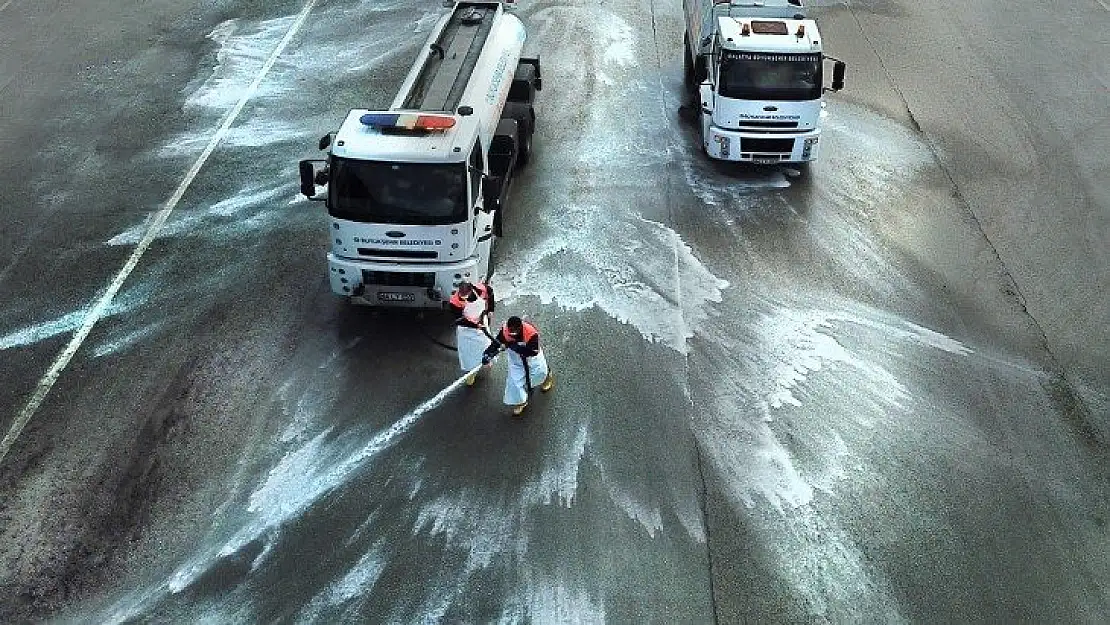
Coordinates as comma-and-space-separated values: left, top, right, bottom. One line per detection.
483, 316, 554, 415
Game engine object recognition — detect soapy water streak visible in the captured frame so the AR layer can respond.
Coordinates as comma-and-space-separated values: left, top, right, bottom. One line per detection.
102, 361, 493, 622
189, 364, 488, 585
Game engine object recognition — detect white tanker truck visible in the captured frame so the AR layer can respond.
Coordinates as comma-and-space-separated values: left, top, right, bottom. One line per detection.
300, 0, 540, 307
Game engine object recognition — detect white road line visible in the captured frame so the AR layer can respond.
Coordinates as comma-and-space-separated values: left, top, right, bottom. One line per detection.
1097, 0, 1110, 11
0, 0, 318, 467
0, 0, 17, 14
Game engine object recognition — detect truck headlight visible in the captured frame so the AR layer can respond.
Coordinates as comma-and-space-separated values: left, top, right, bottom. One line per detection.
804, 137, 819, 146
715, 135, 731, 158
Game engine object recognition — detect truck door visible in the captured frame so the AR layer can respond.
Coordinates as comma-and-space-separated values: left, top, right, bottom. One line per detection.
469, 138, 484, 209
469, 139, 496, 253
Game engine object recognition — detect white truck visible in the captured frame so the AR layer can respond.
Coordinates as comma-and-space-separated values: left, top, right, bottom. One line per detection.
299, 0, 541, 307
683, 0, 845, 167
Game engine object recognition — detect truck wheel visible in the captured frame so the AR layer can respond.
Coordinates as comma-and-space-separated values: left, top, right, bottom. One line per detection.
482, 230, 500, 282
516, 116, 533, 166
502, 101, 534, 167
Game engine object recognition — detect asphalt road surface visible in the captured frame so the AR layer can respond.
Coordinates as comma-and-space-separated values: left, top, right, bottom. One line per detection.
1, 0, 1107, 622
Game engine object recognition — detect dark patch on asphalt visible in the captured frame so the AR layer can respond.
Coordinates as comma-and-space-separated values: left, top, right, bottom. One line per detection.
0, 355, 202, 623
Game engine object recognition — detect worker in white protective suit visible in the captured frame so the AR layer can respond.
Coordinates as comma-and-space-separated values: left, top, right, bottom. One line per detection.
448, 280, 495, 385
482, 316, 554, 415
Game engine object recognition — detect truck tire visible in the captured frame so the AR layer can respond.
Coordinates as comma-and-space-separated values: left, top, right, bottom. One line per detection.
483, 231, 498, 282
503, 101, 534, 166
517, 119, 533, 166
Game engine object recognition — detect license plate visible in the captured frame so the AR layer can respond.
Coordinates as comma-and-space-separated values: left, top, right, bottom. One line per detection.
754, 157, 778, 164
377, 291, 416, 302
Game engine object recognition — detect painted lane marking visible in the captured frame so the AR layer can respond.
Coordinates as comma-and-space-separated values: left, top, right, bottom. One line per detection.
0, 0, 17, 14
0, 0, 319, 467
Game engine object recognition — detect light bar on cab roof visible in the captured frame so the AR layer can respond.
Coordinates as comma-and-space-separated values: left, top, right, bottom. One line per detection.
359, 113, 457, 131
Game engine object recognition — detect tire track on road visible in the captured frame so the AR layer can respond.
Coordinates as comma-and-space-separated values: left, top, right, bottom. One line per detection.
0, 0, 319, 467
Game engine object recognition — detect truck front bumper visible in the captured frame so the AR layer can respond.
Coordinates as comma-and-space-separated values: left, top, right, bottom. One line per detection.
702, 125, 820, 164
327, 253, 481, 308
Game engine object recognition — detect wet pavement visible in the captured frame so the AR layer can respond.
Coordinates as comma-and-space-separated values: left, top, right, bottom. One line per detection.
1, 0, 1107, 622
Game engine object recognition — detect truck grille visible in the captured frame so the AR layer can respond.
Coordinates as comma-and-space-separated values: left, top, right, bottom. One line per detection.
361, 270, 436, 288
358, 248, 438, 260
740, 137, 796, 153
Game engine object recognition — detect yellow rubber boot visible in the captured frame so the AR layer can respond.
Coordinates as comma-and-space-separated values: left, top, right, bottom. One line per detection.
512, 402, 528, 416
465, 371, 478, 386
540, 374, 555, 392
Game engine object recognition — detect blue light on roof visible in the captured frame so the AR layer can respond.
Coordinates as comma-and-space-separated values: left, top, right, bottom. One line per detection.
360, 113, 400, 127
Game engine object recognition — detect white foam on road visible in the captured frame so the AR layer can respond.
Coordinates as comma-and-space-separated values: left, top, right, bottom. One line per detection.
0, 309, 98, 352
764, 505, 908, 624
415, 487, 521, 574
524, 417, 589, 509
295, 540, 388, 624
530, 7, 637, 91
681, 160, 791, 210
91, 321, 164, 358
98, 356, 473, 621
597, 16, 635, 86
411, 486, 609, 624
158, 118, 312, 158
496, 212, 728, 354
505, 577, 607, 625
183, 18, 301, 113
0, 287, 151, 351
693, 300, 970, 620
276, 338, 363, 444
698, 300, 974, 510
751, 307, 912, 413
106, 183, 293, 246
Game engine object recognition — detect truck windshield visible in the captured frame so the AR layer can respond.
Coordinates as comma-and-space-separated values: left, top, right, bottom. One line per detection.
328, 158, 468, 225
718, 51, 821, 101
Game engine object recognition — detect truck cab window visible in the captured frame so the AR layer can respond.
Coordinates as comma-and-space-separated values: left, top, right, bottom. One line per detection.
329, 157, 467, 225
718, 51, 822, 101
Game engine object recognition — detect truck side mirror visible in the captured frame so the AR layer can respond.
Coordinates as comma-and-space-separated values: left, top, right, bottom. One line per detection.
482, 175, 503, 211
832, 61, 846, 91
299, 159, 328, 201
318, 133, 333, 151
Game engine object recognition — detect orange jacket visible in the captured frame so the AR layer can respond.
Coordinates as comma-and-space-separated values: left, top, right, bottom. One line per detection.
448, 283, 494, 328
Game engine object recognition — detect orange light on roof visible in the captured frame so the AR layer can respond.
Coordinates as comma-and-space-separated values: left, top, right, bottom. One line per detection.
796, 24, 805, 38
741, 23, 751, 36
